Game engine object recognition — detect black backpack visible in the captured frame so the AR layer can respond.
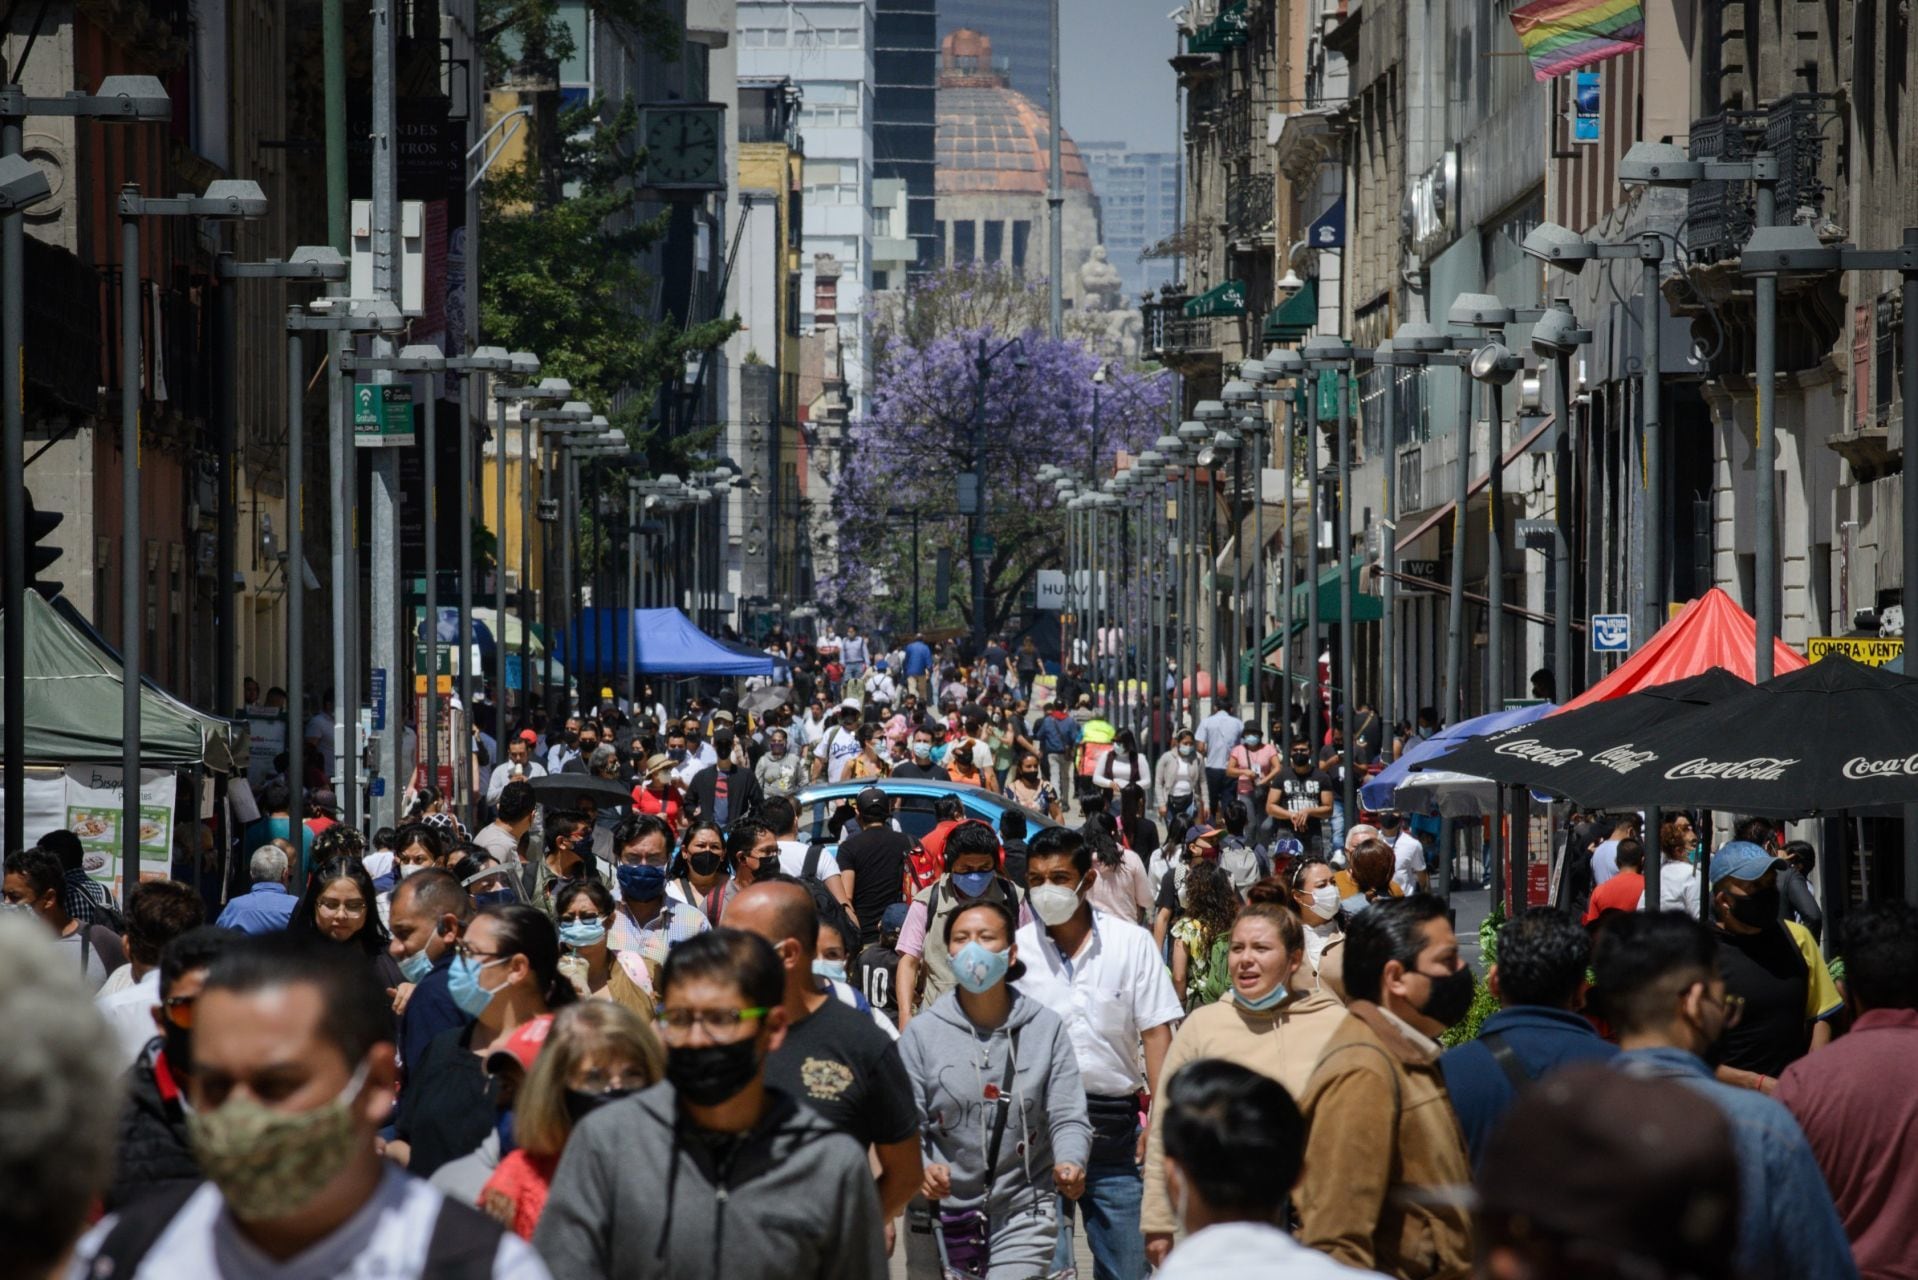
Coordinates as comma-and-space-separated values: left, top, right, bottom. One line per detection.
771, 846, 858, 948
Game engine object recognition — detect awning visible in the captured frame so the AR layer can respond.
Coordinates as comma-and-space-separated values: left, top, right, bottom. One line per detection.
555, 607, 778, 677
1262, 279, 1318, 343
1238, 554, 1381, 679
1554, 588, 1808, 713
1183, 279, 1248, 318
1187, 1, 1249, 53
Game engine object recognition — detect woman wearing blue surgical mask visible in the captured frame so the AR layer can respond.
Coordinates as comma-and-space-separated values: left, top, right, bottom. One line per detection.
291, 855, 405, 990
898, 898, 1090, 1280
552, 878, 618, 999
1138, 902, 1343, 1268
390, 904, 577, 1178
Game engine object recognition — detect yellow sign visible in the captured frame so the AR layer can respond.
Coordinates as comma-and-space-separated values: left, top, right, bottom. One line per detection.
1806, 636, 1904, 666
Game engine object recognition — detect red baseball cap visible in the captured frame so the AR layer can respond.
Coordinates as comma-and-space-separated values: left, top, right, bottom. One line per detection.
484, 1013, 553, 1075
517, 729, 539, 745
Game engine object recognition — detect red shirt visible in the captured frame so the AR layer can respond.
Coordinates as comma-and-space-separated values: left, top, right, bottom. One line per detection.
1583, 870, 1645, 924
631, 784, 683, 835
1776, 1007, 1918, 1278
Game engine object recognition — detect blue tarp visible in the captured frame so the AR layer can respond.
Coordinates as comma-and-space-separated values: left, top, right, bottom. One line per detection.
1360, 701, 1556, 811
554, 608, 777, 677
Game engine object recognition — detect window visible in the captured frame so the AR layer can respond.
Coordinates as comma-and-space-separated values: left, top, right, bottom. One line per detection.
983, 219, 1004, 263
873, 269, 890, 291
1012, 220, 1031, 273
953, 220, 976, 264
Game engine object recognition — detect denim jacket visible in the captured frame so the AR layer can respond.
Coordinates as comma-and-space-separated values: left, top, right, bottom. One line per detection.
1616, 1047, 1857, 1280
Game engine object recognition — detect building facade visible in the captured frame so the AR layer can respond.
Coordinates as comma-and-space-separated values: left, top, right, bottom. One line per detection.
874, 0, 938, 284
936, 0, 1050, 101
1079, 143, 1179, 301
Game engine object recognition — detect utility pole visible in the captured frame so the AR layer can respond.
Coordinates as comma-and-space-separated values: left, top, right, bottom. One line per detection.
368, 0, 402, 828
1047, 0, 1063, 341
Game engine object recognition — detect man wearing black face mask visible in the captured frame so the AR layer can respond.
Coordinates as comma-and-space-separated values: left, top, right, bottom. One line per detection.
1707, 841, 1844, 1085
1268, 749, 1334, 854
104, 925, 243, 1211
688, 728, 762, 828
534, 928, 886, 1279
1296, 894, 1475, 1277
1597, 911, 1854, 1280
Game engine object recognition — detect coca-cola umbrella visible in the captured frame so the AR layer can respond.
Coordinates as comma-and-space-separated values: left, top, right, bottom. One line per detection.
1524, 654, 1918, 816
1419, 668, 1752, 804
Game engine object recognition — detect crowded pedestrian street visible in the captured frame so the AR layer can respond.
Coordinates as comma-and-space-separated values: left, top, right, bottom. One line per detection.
4, 1, 1918, 1279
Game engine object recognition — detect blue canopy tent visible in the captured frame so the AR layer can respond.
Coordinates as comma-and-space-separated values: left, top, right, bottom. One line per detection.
1360, 701, 1555, 815
555, 608, 778, 677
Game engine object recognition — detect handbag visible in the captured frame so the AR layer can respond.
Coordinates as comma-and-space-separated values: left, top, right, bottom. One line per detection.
934, 1029, 1021, 1280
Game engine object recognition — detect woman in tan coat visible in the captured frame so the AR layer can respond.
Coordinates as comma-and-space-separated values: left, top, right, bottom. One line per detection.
1141, 901, 1345, 1267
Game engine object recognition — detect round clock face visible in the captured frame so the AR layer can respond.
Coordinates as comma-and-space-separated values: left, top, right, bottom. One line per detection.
646, 110, 719, 184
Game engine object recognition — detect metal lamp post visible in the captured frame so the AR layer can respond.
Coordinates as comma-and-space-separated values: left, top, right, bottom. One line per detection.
117, 179, 267, 864
1198, 418, 1243, 707
1530, 301, 1593, 698
1153, 432, 1187, 721
1620, 142, 1781, 675
1741, 221, 1918, 903
2, 75, 169, 852
535, 408, 605, 715
1522, 221, 1668, 646
1369, 338, 1411, 760
489, 370, 564, 728
521, 399, 591, 722
1262, 347, 1306, 752
1177, 419, 1210, 715
286, 299, 405, 831
1303, 334, 1373, 818
1448, 295, 1522, 713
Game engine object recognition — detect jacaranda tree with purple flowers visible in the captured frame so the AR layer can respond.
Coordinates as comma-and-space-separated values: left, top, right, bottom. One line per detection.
822, 266, 1169, 637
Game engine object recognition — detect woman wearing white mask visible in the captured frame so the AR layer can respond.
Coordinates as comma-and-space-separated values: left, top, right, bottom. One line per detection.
898, 898, 1090, 1279
1286, 855, 1347, 983
1138, 902, 1343, 1268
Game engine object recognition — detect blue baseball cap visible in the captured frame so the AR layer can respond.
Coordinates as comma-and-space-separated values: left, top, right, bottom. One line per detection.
880, 901, 911, 933
1708, 840, 1785, 888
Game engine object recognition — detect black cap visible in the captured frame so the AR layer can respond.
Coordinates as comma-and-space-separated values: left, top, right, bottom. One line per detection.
856, 786, 890, 818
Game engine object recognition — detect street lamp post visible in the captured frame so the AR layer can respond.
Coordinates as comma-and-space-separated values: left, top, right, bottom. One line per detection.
1370, 339, 1410, 761
523, 400, 592, 718
1304, 335, 1372, 818
1449, 296, 1523, 712
1153, 433, 1186, 720
1741, 221, 1918, 901
1, 75, 168, 853
1530, 301, 1593, 697
1262, 348, 1305, 752
490, 373, 565, 730
1178, 419, 1209, 717
118, 180, 267, 865
1522, 222, 1668, 645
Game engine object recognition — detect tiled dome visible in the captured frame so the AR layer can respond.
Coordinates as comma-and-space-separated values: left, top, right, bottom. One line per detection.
936, 29, 1094, 199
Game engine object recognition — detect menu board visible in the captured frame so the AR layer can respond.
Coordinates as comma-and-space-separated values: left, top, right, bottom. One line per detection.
59, 765, 175, 889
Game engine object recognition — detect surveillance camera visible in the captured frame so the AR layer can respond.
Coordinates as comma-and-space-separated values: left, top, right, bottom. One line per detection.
1276, 269, 1305, 300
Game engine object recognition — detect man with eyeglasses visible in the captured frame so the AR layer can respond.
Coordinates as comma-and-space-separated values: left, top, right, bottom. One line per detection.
604, 815, 709, 958
103, 925, 243, 1212
535, 928, 886, 1278
1597, 911, 1854, 1280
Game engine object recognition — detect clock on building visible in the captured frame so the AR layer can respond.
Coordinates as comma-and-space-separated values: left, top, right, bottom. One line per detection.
639, 104, 726, 191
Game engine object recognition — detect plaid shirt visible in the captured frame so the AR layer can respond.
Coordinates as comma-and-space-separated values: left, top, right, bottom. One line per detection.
63, 869, 113, 925
609, 896, 711, 963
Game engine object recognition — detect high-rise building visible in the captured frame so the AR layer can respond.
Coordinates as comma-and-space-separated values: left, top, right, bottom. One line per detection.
1079, 143, 1180, 300
937, 0, 1050, 100
874, 0, 938, 285
739, 0, 876, 412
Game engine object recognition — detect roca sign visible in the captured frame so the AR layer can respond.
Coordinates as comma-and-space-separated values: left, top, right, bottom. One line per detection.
1841, 755, 1918, 780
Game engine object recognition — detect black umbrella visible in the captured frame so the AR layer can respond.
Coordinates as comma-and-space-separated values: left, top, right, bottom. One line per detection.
1422, 669, 1752, 804
528, 774, 633, 813
1510, 654, 1918, 816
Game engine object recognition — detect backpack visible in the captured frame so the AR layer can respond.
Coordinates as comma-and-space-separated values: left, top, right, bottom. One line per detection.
89, 1181, 505, 1280
1195, 931, 1235, 1007
903, 837, 943, 895
787, 845, 857, 948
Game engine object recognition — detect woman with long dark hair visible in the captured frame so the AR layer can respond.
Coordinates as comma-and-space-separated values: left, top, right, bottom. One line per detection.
1169, 860, 1240, 1009
665, 819, 735, 921
290, 854, 403, 988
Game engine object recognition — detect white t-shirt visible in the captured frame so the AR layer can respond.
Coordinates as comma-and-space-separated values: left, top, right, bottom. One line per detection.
96, 968, 161, 1066
812, 725, 862, 782
1590, 838, 1622, 885
1645, 859, 1703, 917
776, 838, 840, 879
1014, 912, 1185, 1095
1158, 1221, 1387, 1280
1388, 830, 1426, 893
66, 1165, 550, 1280
304, 711, 338, 779
485, 760, 545, 802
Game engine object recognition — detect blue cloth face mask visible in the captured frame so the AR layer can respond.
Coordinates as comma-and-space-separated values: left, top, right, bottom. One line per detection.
617, 863, 668, 903
1235, 981, 1292, 1012
397, 943, 435, 985
812, 958, 848, 983
950, 940, 1011, 994
448, 953, 506, 1018
559, 919, 607, 949
951, 870, 995, 898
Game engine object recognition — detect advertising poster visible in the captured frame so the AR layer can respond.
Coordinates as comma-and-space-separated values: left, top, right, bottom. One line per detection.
61, 765, 175, 890
246, 708, 287, 789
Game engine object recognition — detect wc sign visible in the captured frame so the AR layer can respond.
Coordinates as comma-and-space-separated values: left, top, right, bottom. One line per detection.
1591, 614, 1631, 653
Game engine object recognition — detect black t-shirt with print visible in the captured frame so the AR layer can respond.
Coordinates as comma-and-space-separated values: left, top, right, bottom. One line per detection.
855, 941, 903, 1018
1275, 768, 1335, 837
764, 995, 917, 1148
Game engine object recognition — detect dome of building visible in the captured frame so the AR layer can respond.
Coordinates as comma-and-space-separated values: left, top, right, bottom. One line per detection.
936, 29, 1093, 199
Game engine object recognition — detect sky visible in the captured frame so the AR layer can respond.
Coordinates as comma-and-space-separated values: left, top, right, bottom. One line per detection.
1060, 0, 1180, 153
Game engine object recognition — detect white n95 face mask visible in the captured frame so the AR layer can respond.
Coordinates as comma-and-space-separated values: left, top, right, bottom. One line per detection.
1028, 882, 1083, 927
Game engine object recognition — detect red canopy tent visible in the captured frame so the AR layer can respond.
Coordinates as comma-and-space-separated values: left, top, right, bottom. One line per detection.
1556, 588, 1807, 714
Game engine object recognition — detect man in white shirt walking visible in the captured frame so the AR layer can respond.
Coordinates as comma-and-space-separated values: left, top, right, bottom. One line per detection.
1016, 827, 1183, 1279
1195, 698, 1244, 818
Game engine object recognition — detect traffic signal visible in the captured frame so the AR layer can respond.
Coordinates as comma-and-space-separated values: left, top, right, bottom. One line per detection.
25, 490, 62, 599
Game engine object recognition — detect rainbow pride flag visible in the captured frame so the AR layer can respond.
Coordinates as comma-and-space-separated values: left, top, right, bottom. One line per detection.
1508, 0, 1645, 82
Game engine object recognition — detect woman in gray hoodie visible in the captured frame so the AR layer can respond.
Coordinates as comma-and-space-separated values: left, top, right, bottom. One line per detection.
899, 897, 1091, 1279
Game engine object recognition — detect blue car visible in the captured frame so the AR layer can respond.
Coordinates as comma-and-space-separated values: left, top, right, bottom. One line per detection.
792, 778, 1059, 847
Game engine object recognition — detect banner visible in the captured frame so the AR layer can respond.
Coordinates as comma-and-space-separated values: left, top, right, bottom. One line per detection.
57, 766, 176, 892
1807, 636, 1903, 667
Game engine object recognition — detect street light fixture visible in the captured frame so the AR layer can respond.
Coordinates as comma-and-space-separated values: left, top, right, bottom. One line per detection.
1448, 294, 1525, 714
1302, 335, 1372, 794
114, 178, 265, 865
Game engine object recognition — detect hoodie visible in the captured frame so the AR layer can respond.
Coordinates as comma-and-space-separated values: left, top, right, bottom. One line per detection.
533, 1080, 887, 1280
897, 989, 1091, 1219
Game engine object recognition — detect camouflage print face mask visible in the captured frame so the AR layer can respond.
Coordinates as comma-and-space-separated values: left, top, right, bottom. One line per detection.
188, 1062, 370, 1221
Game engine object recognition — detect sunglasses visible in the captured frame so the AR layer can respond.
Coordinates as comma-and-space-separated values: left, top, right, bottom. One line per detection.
161, 994, 198, 1029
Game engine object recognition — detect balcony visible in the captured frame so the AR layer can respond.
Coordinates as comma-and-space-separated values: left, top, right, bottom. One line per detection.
1226, 171, 1275, 249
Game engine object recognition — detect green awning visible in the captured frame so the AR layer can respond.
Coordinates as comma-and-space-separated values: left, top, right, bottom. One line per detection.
1262, 279, 1317, 342
1238, 554, 1382, 679
1183, 279, 1248, 318
1186, 1, 1248, 52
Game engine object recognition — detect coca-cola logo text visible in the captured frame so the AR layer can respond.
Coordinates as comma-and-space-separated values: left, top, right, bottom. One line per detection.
1592, 745, 1655, 774
1841, 755, 1918, 780
1662, 757, 1797, 782
1491, 739, 1582, 767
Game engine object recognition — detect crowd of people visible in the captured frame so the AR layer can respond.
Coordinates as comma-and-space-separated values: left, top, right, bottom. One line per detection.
2, 643, 1910, 1280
